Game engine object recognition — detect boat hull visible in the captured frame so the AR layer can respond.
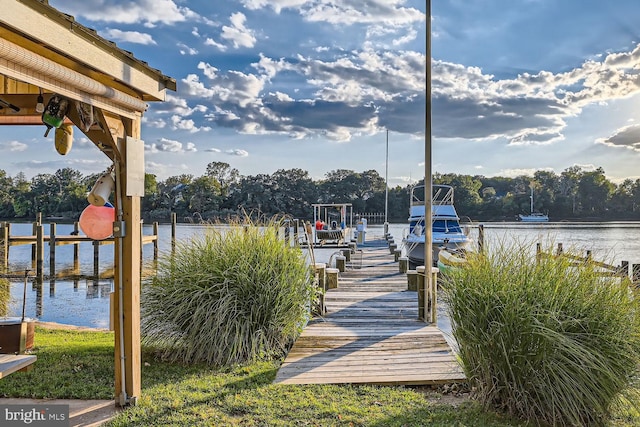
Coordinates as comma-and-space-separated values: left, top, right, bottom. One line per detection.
404, 237, 471, 267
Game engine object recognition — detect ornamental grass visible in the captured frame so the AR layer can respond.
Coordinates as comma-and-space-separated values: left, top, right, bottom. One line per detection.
0, 277, 9, 316
440, 239, 640, 427
140, 218, 315, 367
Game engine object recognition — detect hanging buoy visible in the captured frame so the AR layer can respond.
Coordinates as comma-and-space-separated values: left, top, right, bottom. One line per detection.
54, 123, 73, 155
79, 204, 115, 240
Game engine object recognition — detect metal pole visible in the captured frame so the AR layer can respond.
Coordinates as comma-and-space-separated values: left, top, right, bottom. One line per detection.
384, 129, 389, 235
424, 0, 433, 320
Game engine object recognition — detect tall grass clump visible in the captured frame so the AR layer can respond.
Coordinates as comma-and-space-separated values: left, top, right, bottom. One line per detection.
0, 277, 9, 316
141, 218, 315, 366
441, 239, 640, 426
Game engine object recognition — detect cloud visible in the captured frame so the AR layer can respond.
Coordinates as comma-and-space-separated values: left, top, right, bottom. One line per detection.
597, 124, 640, 151
225, 149, 249, 157
240, 0, 425, 26
51, 0, 198, 25
145, 137, 198, 153
220, 13, 256, 49
177, 42, 198, 55
0, 141, 28, 152
205, 148, 222, 152
101, 28, 156, 45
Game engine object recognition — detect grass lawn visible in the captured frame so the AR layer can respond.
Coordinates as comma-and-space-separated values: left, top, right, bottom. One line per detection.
0, 326, 638, 426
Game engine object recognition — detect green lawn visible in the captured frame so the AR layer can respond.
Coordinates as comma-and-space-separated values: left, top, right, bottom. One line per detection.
0, 327, 638, 426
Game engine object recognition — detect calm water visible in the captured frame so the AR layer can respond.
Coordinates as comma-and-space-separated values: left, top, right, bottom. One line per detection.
5, 221, 640, 328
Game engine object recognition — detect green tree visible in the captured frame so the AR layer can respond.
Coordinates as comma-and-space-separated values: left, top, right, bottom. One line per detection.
578, 167, 614, 216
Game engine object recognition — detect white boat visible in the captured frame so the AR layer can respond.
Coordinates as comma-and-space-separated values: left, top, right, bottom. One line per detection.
402, 184, 473, 266
518, 187, 549, 222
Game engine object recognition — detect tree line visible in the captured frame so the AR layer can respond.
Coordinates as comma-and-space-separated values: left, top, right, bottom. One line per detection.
0, 162, 637, 223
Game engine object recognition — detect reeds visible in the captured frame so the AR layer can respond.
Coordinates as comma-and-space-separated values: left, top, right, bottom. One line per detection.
0, 277, 9, 316
141, 218, 314, 366
441, 239, 640, 426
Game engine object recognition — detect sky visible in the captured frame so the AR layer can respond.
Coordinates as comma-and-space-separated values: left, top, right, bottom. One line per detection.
3, 0, 640, 186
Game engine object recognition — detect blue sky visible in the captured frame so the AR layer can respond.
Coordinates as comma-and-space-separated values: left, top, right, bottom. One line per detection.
4, 0, 640, 186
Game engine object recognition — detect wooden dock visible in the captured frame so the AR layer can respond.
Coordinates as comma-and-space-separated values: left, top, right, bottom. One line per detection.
274, 236, 466, 385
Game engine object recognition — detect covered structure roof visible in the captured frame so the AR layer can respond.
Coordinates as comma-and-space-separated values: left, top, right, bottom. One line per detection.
1, 0, 176, 407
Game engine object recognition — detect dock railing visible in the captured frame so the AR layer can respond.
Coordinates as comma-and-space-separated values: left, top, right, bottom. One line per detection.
536, 242, 637, 285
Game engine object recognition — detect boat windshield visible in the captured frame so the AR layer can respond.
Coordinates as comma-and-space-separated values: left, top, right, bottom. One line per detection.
433, 220, 462, 233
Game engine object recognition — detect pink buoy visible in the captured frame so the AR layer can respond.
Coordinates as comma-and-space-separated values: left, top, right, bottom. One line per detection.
79, 204, 115, 240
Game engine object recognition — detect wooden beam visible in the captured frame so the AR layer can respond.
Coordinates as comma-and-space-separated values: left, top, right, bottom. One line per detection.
113, 116, 143, 406
0, 1, 174, 99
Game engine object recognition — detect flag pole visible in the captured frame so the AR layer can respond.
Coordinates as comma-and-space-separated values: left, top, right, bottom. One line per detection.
423, 0, 433, 321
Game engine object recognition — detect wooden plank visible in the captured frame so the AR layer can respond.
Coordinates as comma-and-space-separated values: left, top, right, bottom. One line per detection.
0, 354, 37, 379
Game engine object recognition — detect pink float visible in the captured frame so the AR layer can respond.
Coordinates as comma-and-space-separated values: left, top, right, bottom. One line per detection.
79, 204, 115, 240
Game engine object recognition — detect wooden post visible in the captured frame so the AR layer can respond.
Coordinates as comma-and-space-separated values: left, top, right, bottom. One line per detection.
2, 222, 9, 270
394, 248, 401, 262
171, 212, 177, 257
35, 224, 44, 282
73, 222, 80, 275
152, 222, 159, 265
327, 268, 339, 289
336, 255, 346, 272
49, 223, 56, 279
633, 264, 640, 287
93, 240, 100, 278
478, 224, 484, 253
284, 219, 290, 245
399, 256, 408, 274
389, 243, 397, 255
416, 266, 425, 320
536, 242, 541, 264
407, 269, 417, 291
619, 260, 629, 279
348, 241, 356, 254
31, 220, 37, 269
313, 263, 327, 315
293, 219, 299, 244
428, 267, 438, 324
341, 248, 351, 262
556, 242, 563, 256
112, 123, 144, 406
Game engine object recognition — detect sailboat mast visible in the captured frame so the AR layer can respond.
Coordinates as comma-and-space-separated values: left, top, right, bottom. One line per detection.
530, 187, 534, 214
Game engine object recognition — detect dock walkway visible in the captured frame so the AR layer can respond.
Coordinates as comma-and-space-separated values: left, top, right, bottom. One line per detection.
274, 236, 466, 385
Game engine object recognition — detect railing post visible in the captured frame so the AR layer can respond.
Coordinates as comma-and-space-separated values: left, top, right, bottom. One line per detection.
416, 266, 425, 321
478, 223, 484, 253
49, 223, 56, 278
407, 269, 417, 291
35, 224, 44, 282
399, 256, 408, 273
313, 263, 327, 315
326, 268, 339, 289
633, 264, 640, 287
73, 222, 80, 275
428, 267, 438, 324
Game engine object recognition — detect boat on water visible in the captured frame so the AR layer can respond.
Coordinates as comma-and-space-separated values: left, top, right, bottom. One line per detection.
403, 184, 473, 266
518, 187, 549, 222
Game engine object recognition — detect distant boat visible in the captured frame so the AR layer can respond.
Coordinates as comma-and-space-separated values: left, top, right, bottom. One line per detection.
518, 187, 549, 222
403, 184, 473, 266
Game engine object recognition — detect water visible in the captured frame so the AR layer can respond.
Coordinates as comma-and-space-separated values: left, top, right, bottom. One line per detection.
5, 221, 640, 328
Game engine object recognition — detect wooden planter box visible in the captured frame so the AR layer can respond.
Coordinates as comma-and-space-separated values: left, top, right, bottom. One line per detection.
0, 318, 35, 354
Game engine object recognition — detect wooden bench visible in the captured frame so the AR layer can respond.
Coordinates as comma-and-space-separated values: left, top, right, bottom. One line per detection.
0, 354, 37, 379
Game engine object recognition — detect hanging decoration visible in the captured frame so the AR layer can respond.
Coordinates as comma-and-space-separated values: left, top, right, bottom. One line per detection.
54, 124, 73, 155
79, 204, 115, 240
41, 94, 70, 137
87, 167, 115, 206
